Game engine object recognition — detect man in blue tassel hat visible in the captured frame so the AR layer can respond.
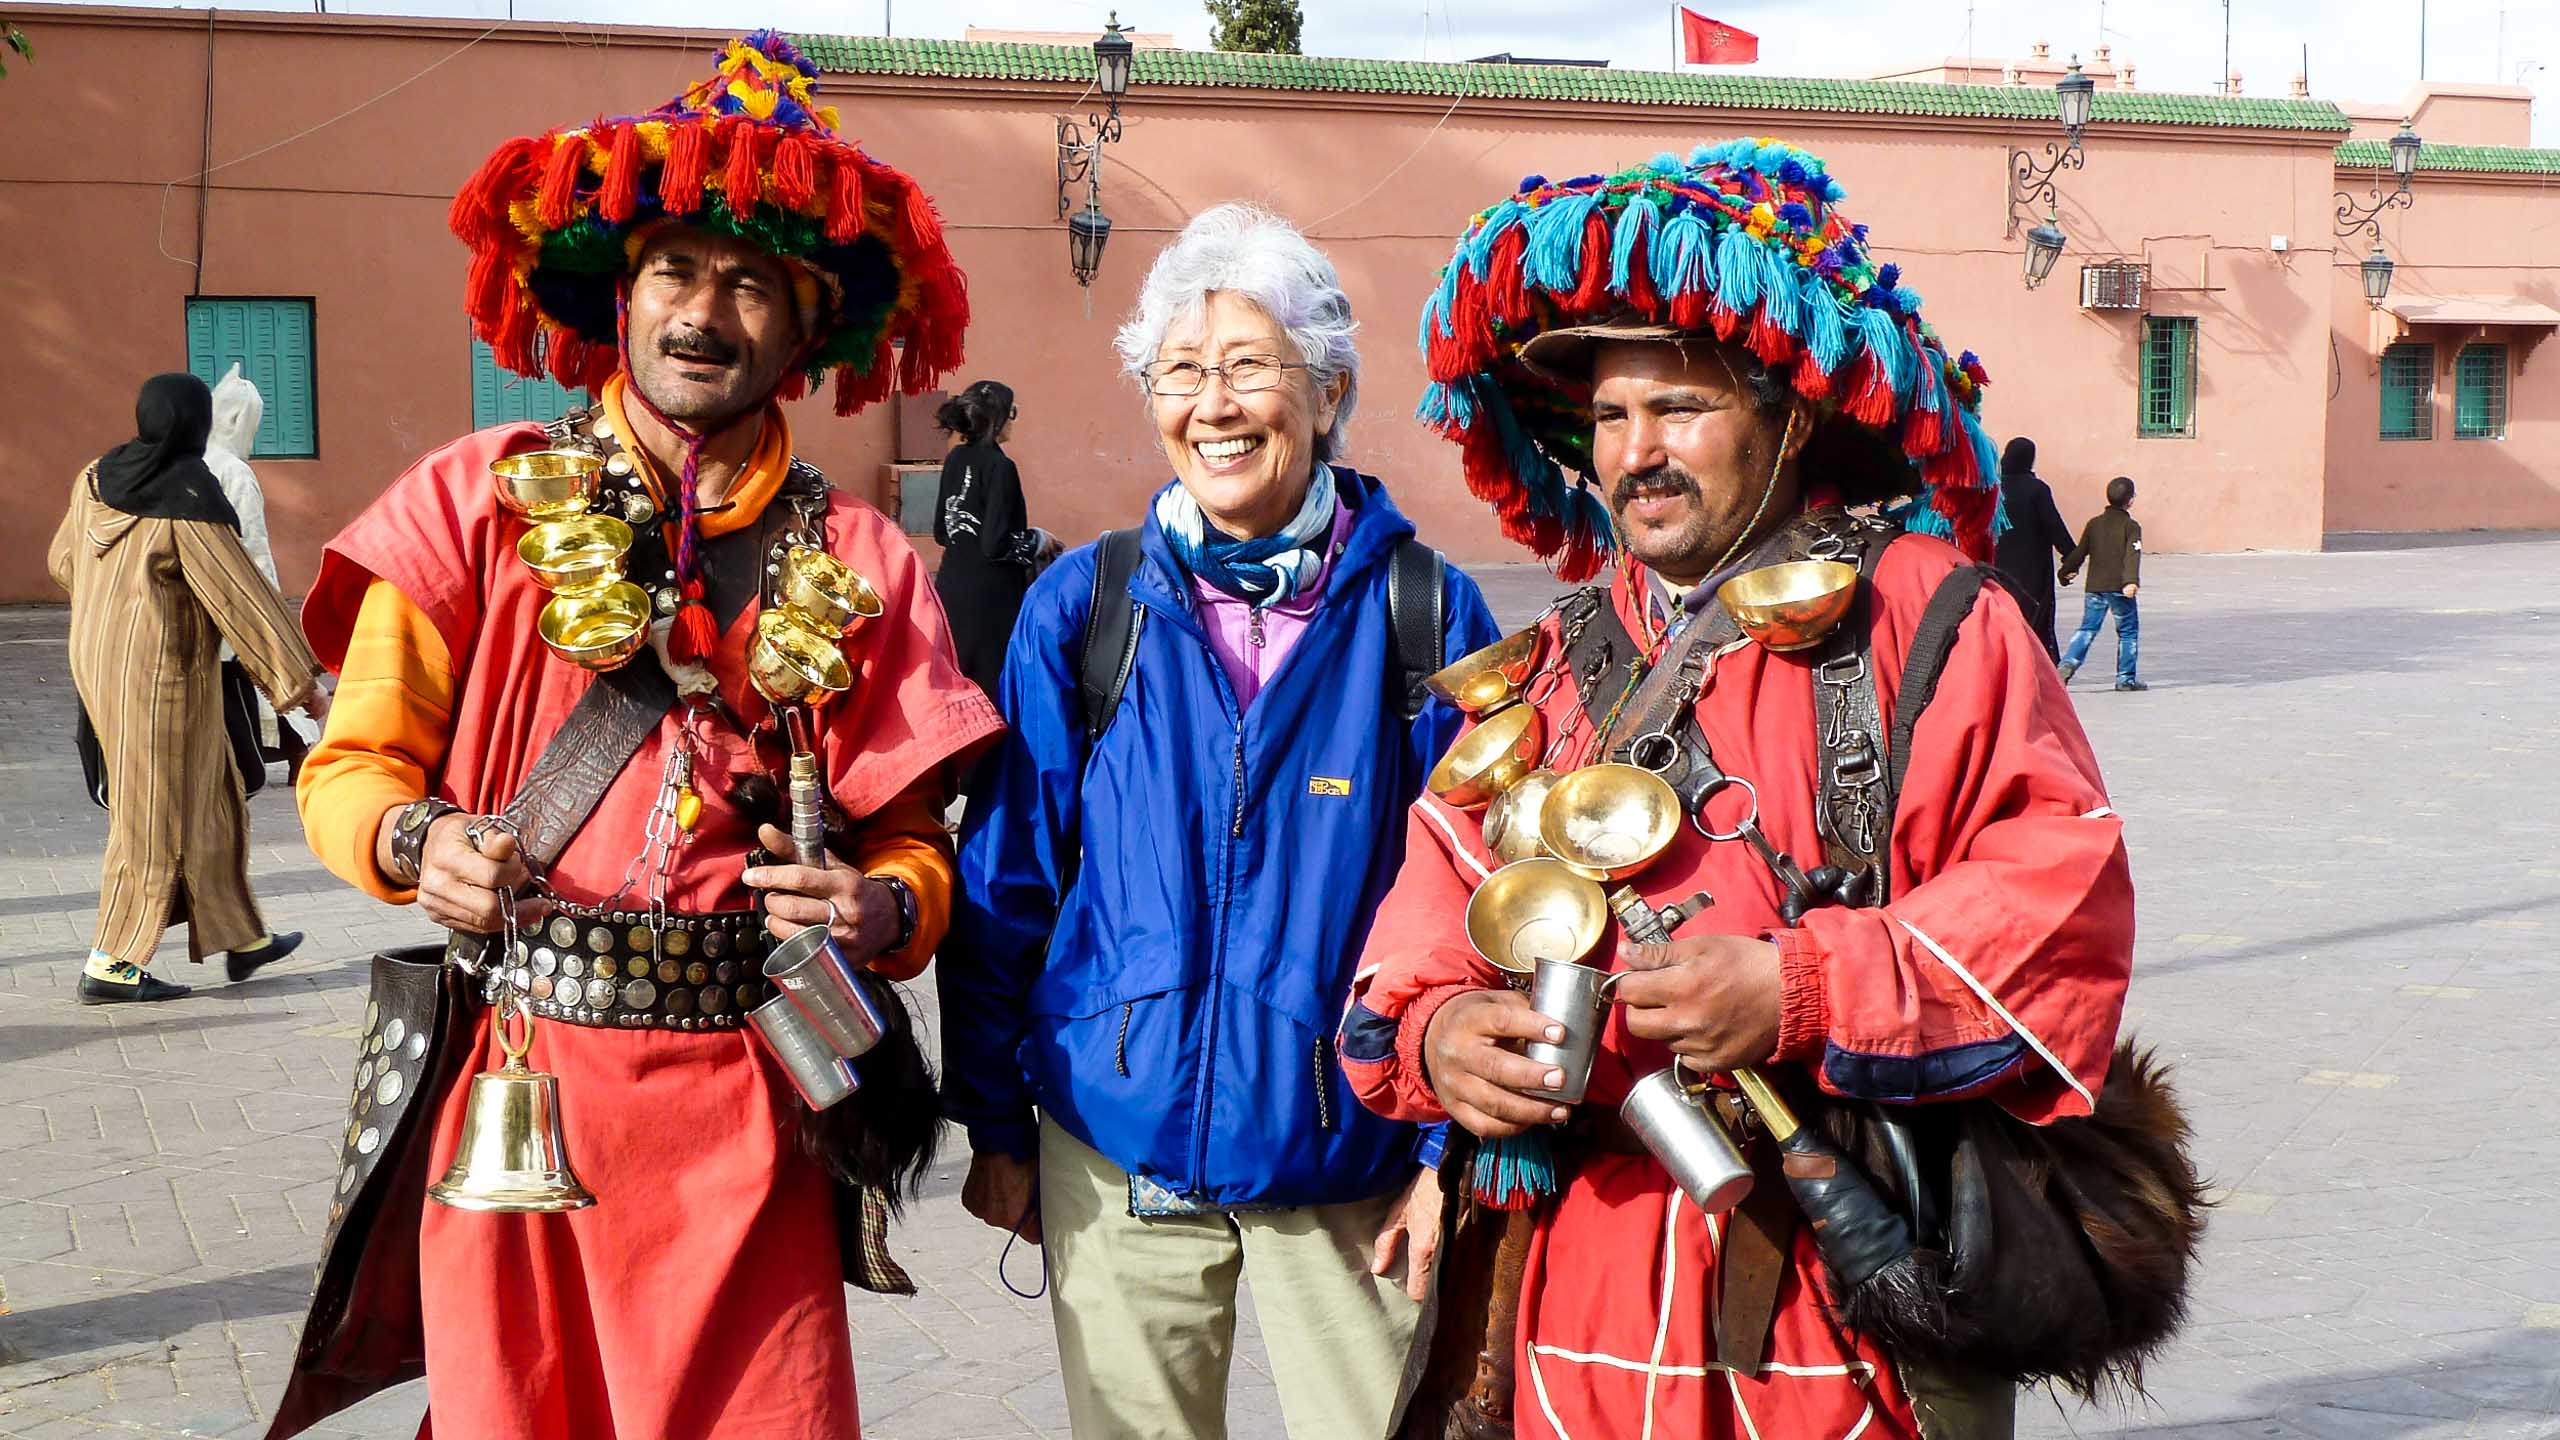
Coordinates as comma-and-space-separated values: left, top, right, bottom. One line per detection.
1342, 141, 2175, 1439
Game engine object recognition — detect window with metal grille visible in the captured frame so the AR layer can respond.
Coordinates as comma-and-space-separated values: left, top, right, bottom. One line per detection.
2379, 342, 2434, 441
2454, 343, 2507, 440
471, 338, 585, 430
2137, 316, 2196, 438
184, 298, 316, 458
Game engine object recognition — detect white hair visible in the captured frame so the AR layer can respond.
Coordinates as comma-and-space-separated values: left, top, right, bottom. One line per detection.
1113, 203, 1361, 461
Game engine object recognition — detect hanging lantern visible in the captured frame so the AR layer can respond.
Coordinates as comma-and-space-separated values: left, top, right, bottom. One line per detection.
2360, 242, 2395, 306
1069, 200, 1114, 288
2023, 212, 2068, 290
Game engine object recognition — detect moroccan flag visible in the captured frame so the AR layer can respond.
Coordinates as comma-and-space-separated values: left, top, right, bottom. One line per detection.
1677, 7, 1759, 65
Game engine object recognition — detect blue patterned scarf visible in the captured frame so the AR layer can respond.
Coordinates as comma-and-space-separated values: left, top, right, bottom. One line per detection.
1153, 464, 1339, 610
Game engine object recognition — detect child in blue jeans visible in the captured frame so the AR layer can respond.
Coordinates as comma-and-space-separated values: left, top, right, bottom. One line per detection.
2058, 475, 2144, 691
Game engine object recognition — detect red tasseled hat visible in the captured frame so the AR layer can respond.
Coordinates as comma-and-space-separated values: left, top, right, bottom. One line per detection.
448, 30, 967, 415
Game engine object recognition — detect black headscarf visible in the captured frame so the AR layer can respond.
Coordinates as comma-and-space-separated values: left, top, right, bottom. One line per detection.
1999, 435, 2037, 480
94, 373, 241, 529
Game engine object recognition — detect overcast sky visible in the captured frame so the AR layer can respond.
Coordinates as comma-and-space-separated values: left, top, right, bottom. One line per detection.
50, 0, 2560, 143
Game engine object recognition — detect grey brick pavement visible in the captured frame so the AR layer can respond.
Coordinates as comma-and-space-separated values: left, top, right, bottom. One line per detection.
4, 540, 2559, 1438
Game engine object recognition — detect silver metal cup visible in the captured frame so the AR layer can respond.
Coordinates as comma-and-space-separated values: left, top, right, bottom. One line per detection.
1622, 1068, 1756, 1213
762, 922, 887, 1060
746, 991, 858, 1111
1519, 958, 1621, 1104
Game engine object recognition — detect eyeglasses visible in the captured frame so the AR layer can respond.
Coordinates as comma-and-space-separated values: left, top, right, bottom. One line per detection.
1144, 356, 1310, 397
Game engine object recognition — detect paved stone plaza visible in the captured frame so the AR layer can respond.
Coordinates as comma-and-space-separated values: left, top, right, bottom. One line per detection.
4, 537, 2559, 1439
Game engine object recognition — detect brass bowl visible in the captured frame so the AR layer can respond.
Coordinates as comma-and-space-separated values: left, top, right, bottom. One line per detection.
1465, 857, 1609, 975
1482, 767, 1564, 865
1427, 703, 1544, 811
1540, 763, 1682, 880
779, 545, 884, 638
1423, 628, 1544, 716
536, 582, 651, 671
492, 450, 604, 521
749, 608, 853, 705
518, 515, 634, 594
1716, 559, 1860, 653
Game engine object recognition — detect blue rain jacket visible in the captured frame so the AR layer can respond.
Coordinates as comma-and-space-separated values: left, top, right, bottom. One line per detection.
940, 473, 1500, 1207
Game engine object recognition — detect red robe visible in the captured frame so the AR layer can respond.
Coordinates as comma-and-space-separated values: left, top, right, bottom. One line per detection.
301, 421, 1001, 1439
1342, 531, 2133, 1439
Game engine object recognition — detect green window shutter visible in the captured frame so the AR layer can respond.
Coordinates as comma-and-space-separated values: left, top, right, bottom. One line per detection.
2454, 343, 2506, 440
2137, 316, 2197, 438
2379, 343, 2434, 441
183, 298, 316, 458
470, 337, 583, 430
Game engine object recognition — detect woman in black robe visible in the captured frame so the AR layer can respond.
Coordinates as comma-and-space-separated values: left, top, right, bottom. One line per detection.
1991, 435, 2077, 661
931, 380, 1049, 696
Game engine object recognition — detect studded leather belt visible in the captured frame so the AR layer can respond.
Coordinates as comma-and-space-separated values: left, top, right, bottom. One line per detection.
481, 904, 774, 1032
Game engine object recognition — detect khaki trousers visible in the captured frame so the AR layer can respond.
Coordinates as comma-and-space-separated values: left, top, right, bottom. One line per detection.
1039, 1120, 1420, 1440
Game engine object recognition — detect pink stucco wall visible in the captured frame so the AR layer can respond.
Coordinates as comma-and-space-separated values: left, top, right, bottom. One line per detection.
2322, 169, 2560, 534
2, 7, 2553, 605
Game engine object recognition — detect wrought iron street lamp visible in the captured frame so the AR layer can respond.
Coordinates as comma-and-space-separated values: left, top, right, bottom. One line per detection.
2007, 58, 2096, 288
1058, 12, 1137, 285
2335, 118, 2421, 306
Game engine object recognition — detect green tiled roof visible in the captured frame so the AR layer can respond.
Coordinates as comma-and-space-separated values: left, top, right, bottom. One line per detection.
2337, 138, 2560, 174
790, 35, 2352, 133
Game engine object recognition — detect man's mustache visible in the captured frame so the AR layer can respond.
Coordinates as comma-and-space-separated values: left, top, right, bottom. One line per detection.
658, 329, 740, 365
1611, 466, 1702, 509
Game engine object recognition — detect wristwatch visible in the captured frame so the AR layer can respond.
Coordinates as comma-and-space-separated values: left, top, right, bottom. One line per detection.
869, 874, 919, 954
389, 798, 465, 885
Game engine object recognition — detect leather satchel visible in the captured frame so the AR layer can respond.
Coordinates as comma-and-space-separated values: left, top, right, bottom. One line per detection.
271, 943, 481, 1432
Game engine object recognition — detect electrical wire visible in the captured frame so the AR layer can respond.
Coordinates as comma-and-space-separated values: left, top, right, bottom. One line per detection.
157, 20, 509, 269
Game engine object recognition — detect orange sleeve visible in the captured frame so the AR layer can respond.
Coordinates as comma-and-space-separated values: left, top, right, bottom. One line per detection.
842, 773, 955, 984
295, 578, 457, 904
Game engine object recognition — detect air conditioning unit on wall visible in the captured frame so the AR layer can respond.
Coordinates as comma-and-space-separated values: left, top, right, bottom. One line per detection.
2080, 262, 2149, 311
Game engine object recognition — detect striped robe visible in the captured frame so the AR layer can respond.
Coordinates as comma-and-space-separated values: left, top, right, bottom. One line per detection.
48, 465, 320, 966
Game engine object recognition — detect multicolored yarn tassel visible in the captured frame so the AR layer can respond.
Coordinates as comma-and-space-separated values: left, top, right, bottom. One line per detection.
1469, 1129, 1560, 1211
1414, 137, 2005, 574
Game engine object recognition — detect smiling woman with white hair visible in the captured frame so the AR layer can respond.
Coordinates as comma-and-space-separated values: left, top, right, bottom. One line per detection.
941, 203, 1500, 1438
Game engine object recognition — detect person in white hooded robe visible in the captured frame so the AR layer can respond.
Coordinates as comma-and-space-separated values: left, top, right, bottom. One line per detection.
204, 366, 298, 767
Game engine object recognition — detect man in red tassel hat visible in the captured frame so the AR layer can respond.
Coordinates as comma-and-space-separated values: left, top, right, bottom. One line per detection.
269, 32, 998, 1439
1340, 142, 2180, 1438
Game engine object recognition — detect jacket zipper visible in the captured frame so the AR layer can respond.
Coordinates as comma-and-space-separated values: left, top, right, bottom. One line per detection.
1313, 1035, 1335, 1132
1115, 1003, 1132, 1077
1191, 728, 1247, 1191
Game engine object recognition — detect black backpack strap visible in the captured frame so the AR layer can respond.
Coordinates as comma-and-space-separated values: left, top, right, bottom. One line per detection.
1078, 527, 1147, 740
1386, 537, 1446, 722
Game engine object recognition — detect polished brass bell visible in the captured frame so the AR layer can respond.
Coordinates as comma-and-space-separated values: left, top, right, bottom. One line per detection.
427, 999, 596, 1213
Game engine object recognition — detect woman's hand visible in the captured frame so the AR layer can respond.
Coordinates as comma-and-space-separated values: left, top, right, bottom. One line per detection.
1371, 1164, 1446, 1303
960, 1150, 1041, 1244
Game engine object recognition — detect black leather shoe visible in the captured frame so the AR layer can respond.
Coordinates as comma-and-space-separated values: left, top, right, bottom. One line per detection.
79, 970, 194, 1005
226, 930, 305, 983
2114, 680, 2149, 692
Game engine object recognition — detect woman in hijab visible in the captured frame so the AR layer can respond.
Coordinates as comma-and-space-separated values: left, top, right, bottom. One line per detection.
1991, 435, 2077, 660
49, 372, 329, 1004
